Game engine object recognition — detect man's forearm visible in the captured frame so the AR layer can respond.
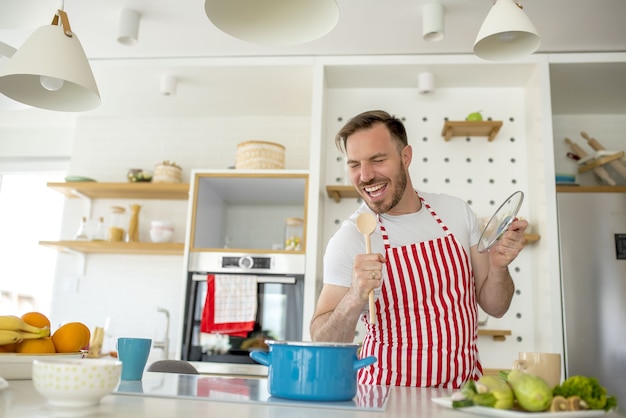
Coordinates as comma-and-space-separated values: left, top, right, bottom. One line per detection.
478, 267, 515, 318
310, 295, 364, 342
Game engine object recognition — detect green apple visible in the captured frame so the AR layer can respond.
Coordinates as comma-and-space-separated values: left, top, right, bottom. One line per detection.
466, 111, 483, 121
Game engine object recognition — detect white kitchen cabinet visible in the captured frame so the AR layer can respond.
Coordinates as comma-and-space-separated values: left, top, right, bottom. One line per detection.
186, 170, 309, 253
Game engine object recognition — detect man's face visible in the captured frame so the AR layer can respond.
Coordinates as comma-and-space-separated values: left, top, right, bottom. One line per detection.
345, 123, 410, 214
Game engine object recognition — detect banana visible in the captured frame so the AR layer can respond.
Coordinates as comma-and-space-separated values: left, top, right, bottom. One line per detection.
0, 315, 50, 336
0, 329, 48, 345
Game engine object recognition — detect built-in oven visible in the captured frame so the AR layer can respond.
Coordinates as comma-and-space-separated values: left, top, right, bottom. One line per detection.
182, 251, 305, 376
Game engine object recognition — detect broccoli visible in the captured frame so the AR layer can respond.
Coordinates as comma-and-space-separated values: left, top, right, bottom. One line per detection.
552, 375, 618, 411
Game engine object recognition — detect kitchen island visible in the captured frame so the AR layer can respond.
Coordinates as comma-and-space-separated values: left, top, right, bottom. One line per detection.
2, 373, 623, 417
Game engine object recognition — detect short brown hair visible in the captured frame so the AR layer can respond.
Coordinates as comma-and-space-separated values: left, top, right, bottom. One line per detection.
335, 110, 408, 153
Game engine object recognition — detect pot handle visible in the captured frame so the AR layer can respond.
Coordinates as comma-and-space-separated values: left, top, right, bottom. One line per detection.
249, 350, 270, 367
354, 355, 377, 372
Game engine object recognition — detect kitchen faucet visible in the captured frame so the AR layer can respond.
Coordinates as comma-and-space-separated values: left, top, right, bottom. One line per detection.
153, 307, 170, 360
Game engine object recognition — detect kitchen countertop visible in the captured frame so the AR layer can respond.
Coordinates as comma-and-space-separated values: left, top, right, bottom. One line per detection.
2, 373, 624, 418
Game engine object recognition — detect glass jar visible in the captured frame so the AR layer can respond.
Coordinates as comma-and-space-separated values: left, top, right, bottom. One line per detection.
92, 216, 106, 241
108, 206, 126, 242
74, 216, 88, 241
284, 218, 304, 251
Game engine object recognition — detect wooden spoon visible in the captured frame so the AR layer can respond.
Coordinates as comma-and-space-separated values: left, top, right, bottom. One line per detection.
356, 212, 377, 325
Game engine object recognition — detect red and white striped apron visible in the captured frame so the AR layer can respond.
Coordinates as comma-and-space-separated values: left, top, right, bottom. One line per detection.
358, 195, 482, 388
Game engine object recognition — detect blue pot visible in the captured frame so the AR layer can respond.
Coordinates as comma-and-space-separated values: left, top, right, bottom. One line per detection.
249, 341, 377, 402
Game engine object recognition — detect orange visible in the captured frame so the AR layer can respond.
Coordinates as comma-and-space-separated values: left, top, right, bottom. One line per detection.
51, 322, 91, 353
15, 337, 56, 354
0, 343, 17, 353
21, 312, 51, 330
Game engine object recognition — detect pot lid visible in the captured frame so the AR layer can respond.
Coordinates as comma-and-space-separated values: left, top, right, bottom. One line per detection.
477, 190, 524, 253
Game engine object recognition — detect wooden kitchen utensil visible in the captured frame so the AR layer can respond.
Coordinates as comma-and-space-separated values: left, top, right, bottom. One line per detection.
565, 137, 616, 186
356, 212, 377, 325
580, 131, 626, 180
86, 326, 105, 358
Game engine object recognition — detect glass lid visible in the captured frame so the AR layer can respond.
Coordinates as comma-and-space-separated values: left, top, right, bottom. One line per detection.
477, 191, 524, 253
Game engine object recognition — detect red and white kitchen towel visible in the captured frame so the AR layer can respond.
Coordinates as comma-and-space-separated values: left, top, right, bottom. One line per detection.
200, 274, 258, 337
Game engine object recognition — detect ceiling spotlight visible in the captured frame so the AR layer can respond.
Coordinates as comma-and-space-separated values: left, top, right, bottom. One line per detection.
161, 75, 177, 96
0, 9, 100, 112
418, 72, 435, 94
204, 0, 340, 46
422, 3, 444, 42
118, 9, 140, 46
474, 0, 540, 61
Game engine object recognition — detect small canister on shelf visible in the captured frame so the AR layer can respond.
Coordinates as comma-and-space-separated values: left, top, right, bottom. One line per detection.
284, 217, 304, 251
108, 206, 126, 242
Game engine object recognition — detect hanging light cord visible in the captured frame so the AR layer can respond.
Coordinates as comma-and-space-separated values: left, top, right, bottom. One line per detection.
52, 0, 73, 38
51, 10, 73, 37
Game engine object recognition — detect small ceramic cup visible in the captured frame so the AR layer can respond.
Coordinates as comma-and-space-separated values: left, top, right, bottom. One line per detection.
117, 337, 152, 381
513, 352, 562, 388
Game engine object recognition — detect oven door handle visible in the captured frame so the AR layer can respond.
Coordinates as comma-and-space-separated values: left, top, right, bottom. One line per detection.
191, 274, 296, 284
256, 276, 296, 284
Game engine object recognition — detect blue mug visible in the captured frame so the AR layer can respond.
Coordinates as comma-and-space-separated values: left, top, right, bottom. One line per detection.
117, 337, 152, 381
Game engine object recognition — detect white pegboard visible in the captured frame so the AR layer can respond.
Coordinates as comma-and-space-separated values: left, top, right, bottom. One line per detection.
320, 86, 539, 369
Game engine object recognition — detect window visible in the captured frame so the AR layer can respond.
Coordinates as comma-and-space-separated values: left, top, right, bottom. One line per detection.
0, 171, 65, 315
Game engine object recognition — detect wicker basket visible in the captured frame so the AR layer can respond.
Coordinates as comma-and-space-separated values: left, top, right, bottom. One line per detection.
153, 163, 183, 183
236, 141, 285, 170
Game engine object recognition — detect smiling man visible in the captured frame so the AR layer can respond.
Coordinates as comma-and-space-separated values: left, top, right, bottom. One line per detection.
309, 110, 528, 388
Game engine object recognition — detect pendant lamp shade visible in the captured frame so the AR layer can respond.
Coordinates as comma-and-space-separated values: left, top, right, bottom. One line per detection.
0, 41, 30, 110
0, 10, 100, 112
204, 0, 339, 46
473, 0, 540, 61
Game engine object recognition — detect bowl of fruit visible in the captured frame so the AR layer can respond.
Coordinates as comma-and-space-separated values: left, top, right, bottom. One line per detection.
0, 313, 89, 379
127, 168, 153, 182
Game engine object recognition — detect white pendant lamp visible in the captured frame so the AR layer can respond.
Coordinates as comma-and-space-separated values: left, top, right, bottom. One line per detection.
0, 41, 30, 110
473, 0, 540, 61
0, 9, 100, 112
204, 0, 339, 46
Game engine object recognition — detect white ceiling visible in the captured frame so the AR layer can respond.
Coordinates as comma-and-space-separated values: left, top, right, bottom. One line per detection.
0, 0, 625, 116
2, 0, 625, 59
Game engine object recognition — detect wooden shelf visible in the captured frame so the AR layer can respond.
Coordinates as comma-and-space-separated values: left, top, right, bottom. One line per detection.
326, 185, 359, 202
524, 233, 540, 244
39, 240, 184, 255
556, 185, 626, 193
48, 182, 189, 200
441, 121, 503, 142
478, 329, 512, 341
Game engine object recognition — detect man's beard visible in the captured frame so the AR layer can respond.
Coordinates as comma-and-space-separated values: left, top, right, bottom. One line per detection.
368, 165, 407, 214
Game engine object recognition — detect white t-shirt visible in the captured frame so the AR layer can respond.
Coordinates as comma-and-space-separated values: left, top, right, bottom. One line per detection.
323, 190, 482, 289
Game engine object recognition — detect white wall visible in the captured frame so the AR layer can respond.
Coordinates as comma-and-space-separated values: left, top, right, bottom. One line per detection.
321, 86, 542, 370
4, 113, 310, 361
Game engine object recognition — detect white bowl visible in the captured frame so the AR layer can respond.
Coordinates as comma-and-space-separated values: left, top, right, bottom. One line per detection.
33, 358, 122, 407
150, 221, 174, 243
0, 353, 83, 380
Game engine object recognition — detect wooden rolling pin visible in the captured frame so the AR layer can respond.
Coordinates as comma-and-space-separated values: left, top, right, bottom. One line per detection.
564, 137, 616, 186
580, 131, 626, 180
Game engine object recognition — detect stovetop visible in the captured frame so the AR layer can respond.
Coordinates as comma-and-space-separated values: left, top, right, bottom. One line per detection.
114, 373, 390, 412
